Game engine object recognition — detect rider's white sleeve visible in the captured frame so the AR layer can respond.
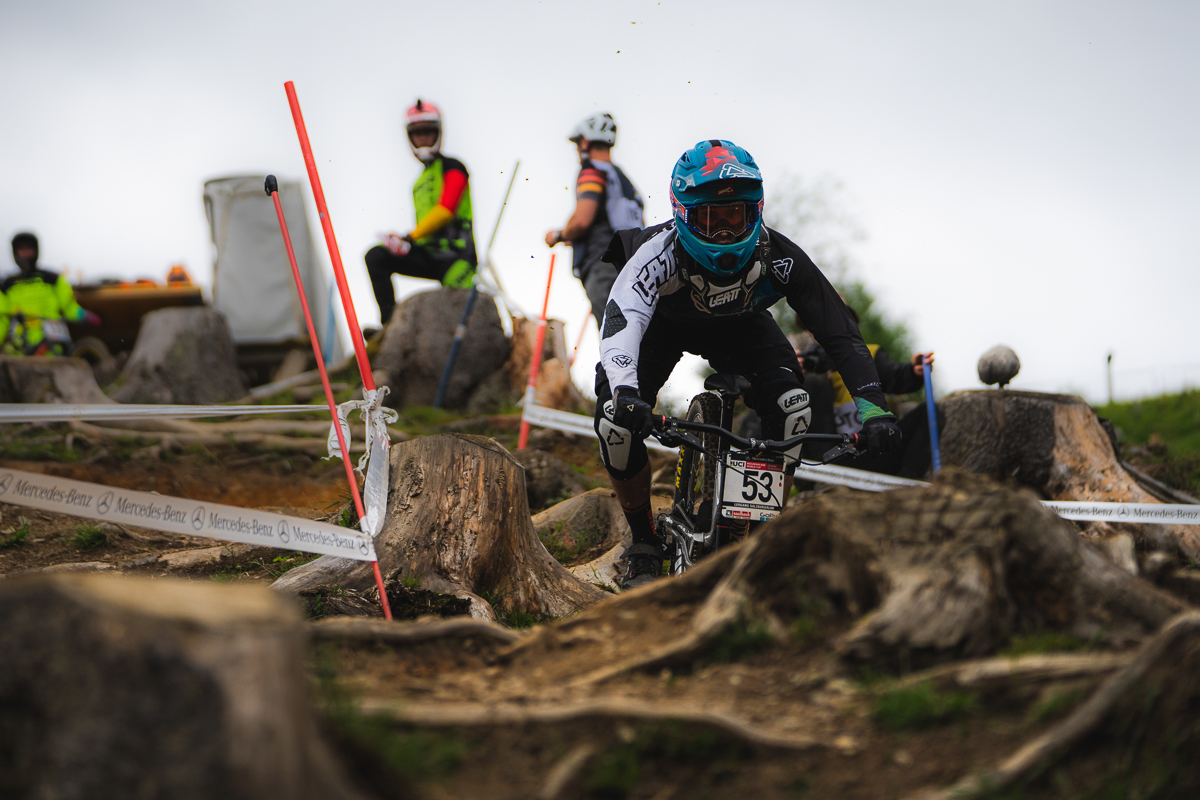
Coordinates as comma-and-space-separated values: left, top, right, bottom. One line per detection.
598, 228, 679, 392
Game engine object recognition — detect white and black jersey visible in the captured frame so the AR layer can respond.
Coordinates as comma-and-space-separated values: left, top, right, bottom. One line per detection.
597, 221, 890, 416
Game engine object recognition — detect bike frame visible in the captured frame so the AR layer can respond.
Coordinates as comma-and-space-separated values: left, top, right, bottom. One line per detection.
652, 394, 858, 572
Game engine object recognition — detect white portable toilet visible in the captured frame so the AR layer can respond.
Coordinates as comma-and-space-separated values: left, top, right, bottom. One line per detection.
203, 175, 344, 379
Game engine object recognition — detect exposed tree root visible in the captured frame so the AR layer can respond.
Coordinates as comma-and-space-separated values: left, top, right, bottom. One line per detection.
903, 612, 1200, 800
356, 696, 823, 750
310, 616, 520, 647
889, 651, 1134, 694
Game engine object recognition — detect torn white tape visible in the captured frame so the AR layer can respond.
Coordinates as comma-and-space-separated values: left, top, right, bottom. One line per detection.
0, 403, 330, 424
0, 468, 376, 561
325, 388, 398, 539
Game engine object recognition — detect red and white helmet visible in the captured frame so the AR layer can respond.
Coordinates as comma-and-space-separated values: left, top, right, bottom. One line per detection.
405, 99, 442, 164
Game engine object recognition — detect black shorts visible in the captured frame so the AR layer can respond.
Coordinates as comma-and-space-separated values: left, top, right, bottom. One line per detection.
593, 311, 805, 479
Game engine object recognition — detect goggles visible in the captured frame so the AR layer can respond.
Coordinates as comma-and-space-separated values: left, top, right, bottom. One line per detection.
674, 198, 763, 243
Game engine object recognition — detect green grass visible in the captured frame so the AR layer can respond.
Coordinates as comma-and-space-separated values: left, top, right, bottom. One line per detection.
1098, 389, 1200, 458
703, 618, 775, 664
586, 721, 742, 798
0, 517, 32, 549
1001, 631, 1089, 658
872, 681, 978, 730
1029, 687, 1089, 723
70, 522, 108, 550
400, 575, 421, 589
314, 646, 469, 787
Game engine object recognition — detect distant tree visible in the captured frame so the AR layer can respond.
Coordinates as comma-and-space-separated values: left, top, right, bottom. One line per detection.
765, 173, 912, 362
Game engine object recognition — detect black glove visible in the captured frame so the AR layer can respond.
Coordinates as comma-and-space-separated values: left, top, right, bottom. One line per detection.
862, 416, 902, 456
613, 386, 655, 439
798, 345, 832, 374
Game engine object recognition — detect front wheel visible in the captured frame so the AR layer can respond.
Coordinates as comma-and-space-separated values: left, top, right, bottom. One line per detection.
668, 392, 721, 575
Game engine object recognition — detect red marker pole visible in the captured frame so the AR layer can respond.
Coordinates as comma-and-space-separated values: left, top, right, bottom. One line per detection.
266, 176, 392, 621
517, 254, 555, 450
283, 81, 375, 392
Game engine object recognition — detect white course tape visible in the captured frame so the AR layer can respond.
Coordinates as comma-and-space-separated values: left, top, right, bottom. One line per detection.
521, 404, 1200, 524
0, 403, 327, 424
0, 467, 377, 561
794, 462, 928, 492
522, 402, 674, 453
1043, 501, 1200, 525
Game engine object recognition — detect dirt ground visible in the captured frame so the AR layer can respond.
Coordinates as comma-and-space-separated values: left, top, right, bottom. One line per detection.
4, 423, 1198, 800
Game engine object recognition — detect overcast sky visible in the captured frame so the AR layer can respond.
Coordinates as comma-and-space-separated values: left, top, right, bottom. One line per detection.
2, 0, 1197, 406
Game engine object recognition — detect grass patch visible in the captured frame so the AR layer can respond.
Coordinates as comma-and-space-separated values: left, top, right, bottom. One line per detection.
258, 551, 321, 578
872, 681, 978, 730
586, 721, 741, 798
70, 522, 108, 551
704, 618, 774, 664
478, 589, 543, 629
1030, 687, 1089, 723
1098, 389, 1200, 458
0, 517, 32, 549
1001, 631, 1089, 658
314, 646, 469, 789
400, 575, 420, 589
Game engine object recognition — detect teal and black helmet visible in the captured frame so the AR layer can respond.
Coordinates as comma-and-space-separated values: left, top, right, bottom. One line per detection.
669, 140, 764, 276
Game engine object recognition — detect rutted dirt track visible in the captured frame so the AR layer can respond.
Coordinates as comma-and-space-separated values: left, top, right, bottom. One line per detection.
4, 435, 1200, 799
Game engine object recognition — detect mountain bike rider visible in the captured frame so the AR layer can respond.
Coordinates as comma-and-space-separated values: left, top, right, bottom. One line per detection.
364, 99, 478, 325
593, 140, 902, 589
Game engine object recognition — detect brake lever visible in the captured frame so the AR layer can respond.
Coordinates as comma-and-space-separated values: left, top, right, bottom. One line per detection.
819, 434, 862, 464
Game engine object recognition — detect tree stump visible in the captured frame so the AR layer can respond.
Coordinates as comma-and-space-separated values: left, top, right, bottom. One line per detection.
375, 288, 509, 409
274, 434, 606, 619
111, 307, 246, 404
0, 574, 365, 800
939, 388, 1200, 560
0, 355, 116, 404
504, 316, 588, 412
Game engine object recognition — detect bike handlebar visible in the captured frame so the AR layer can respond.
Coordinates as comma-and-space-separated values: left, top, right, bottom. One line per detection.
650, 414, 860, 461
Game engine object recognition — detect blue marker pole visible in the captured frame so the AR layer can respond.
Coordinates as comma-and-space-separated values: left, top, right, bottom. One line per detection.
923, 355, 941, 474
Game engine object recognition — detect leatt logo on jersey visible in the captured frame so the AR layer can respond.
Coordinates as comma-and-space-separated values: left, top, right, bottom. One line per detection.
612, 354, 633, 368
771, 258, 794, 283
708, 287, 741, 307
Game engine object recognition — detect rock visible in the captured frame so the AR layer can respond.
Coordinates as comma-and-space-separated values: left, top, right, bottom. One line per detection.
977, 344, 1020, 388
465, 366, 519, 414
0, 355, 116, 404
532, 487, 629, 565
375, 288, 509, 409
939, 388, 1200, 560
111, 307, 246, 404
513, 447, 588, 510
0, 574, 365, 800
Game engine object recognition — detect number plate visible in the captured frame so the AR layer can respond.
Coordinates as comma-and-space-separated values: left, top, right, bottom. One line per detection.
720, 454, 786, 521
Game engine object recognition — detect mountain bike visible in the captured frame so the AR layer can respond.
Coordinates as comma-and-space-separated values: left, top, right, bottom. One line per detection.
650, 372, 862, 575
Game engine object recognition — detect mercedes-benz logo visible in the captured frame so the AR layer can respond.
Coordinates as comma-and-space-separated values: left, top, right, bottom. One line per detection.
359, 539, 369, 556
191, 507, 205, 531
277, 519, 290, 544
0, 474, 12, 496
97, 491, 113, 515
1118, 505, 1130, 519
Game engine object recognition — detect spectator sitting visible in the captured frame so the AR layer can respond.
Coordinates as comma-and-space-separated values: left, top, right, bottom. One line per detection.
4, 232, 99, 356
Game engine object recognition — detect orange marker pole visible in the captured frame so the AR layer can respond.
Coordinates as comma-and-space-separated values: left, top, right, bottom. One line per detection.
517, 254, 555, 450
568, 310, 592, 368
266, 176, 392, 621
283, 81, 375, 392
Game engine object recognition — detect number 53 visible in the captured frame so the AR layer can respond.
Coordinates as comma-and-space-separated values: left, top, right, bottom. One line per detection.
741, 470, 774, 502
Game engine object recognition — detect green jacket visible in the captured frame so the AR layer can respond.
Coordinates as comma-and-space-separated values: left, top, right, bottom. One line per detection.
413, 156, 477, 264
2, 269, 86, 355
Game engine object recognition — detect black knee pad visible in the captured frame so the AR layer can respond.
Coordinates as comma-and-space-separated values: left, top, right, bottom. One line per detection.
594, 396, 649, 480
755, 367, 812, 462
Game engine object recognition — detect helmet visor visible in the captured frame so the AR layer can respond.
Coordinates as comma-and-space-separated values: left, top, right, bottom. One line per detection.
679, 200, 761, 244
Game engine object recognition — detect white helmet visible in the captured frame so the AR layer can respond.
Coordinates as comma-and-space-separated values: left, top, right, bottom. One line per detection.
405, 99, 442, 164
568, 112, 617, 146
